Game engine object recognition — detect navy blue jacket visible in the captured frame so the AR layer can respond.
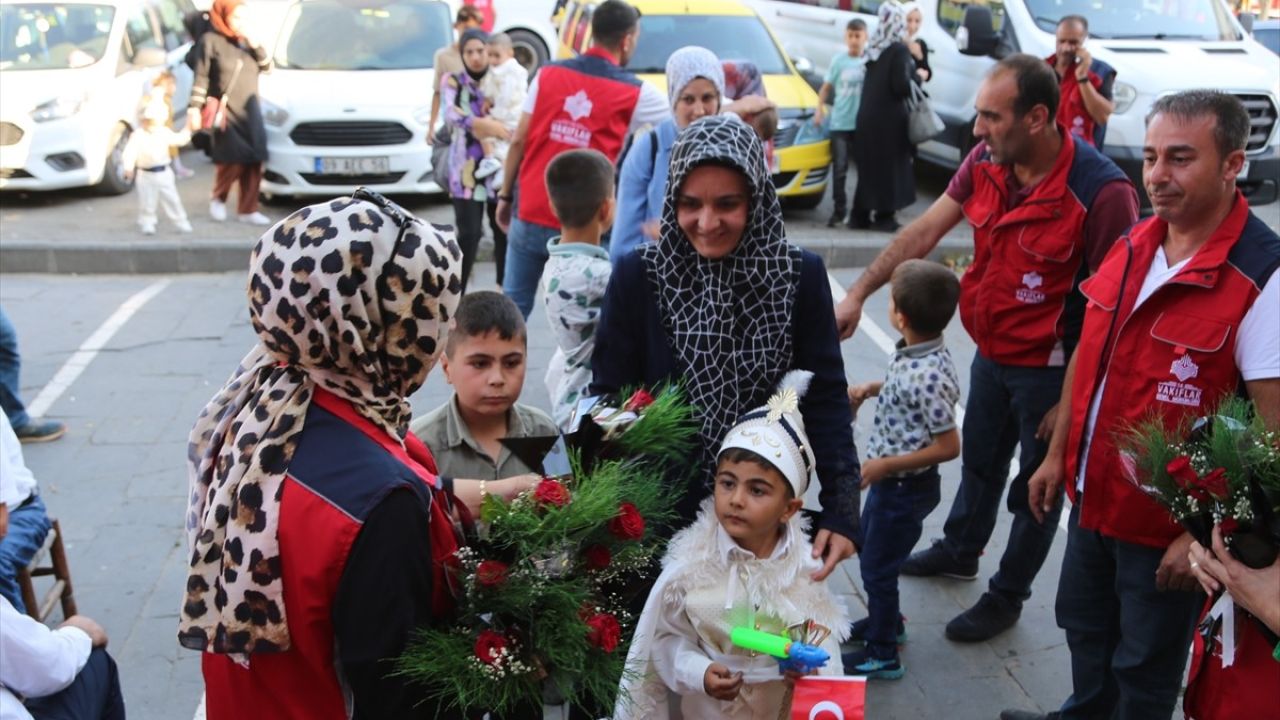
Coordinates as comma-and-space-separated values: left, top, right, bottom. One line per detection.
591, 248, 861, 541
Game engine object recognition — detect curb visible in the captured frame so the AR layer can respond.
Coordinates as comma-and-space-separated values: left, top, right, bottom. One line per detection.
0, 235, 974, 275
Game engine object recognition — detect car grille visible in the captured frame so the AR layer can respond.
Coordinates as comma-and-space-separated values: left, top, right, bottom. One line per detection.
774, 123, 800, 149
300, 171, 406, 186
0, 122, 24, 146
290, 121, 413, 146
771, 171, 797, 189
1234, 94, 1278, 153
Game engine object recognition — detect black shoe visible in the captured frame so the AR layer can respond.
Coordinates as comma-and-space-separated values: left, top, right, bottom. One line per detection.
871, 214, 901, 233
946, 592, 1021, 643
13, 418, 66, 443
1000, 711, 1059, 720
900, 540, 979, 580
847, 615, 908, 647
826, 212, 844, 228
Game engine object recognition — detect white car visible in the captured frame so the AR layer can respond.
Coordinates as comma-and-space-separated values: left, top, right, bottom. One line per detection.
258, 0, 452, 198
749, 0, 1280, 205
0, 0, 196, 194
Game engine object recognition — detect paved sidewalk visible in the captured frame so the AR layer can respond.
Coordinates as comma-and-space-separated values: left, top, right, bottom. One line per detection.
0, 150, 976, 273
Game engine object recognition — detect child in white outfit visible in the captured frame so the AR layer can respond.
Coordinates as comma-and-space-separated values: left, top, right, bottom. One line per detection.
616, 371, 850, 720
475, 32, 528, 185
124, 99, 192, 235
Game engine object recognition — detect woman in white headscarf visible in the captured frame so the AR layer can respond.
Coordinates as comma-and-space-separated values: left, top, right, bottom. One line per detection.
902, 1, 933, 83
611, 46, 774, 263
851, 1, 916, 233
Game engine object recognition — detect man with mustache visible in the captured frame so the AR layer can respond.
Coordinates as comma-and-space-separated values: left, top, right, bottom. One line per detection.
1004, 90, 1280, 720
832, 53, 1138, 643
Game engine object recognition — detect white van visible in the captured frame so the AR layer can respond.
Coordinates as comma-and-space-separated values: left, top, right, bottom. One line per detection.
0, 0, 196, 194
750, 0, 1280, 205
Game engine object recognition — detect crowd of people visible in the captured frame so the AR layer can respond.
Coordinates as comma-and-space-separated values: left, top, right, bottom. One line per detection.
1, 0, 1277, 718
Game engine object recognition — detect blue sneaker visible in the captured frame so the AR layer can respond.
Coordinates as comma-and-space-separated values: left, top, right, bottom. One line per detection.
842, 647, 905, 680
13, 418, 66, 443
846, 615, 907, 646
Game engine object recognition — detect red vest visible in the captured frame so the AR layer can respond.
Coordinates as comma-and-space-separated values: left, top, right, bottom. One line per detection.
958, 132, 1128, 366
518, 47, 642, 229
202, 389, 458, 719
1184, 599, 1280, 720
1065, 193, 1280, 547
1047, 54, 1108, 148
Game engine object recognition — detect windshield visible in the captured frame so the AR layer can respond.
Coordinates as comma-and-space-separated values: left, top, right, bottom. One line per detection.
627, 15, 789, 75
274, 0, 450, 70
0, 3, 115, 70
1025, 0, 1239, 41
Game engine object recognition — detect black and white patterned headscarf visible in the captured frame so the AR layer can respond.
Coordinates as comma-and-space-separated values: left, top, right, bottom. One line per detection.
867, 1, 909, 61
180, 195, 462, 656
640, 114, 801, 476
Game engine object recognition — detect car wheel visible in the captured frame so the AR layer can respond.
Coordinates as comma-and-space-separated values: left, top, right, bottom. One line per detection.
508, 29, 549, 74
781, 192, 823, 211
96, 123, 134, 196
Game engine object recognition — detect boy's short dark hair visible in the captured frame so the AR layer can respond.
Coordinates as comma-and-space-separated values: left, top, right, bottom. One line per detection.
718, 447, 795, 499
847, 18, 867, 32
890, 259, 960, 337
445, 291, 526, 355
545, 149, 615, 229
455, 5, 482, 25
591, 0, 640, 49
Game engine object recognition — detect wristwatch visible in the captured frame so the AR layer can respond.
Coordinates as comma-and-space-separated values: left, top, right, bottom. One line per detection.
1076, 73, 1089, 83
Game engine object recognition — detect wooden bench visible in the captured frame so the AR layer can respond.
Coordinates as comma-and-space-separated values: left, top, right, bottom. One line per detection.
17, 518, 77, 623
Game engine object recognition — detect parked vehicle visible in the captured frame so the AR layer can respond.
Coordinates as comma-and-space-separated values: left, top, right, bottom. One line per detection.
0, 0, 196, 194
555, 0, 831, 209
448, 0, 559, 73
1252, 18, 1280, 55
748, 0, 1280, 205
257, 0, 451, 199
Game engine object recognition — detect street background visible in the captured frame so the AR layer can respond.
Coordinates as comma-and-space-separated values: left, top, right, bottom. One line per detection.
2, 151, 1279, 719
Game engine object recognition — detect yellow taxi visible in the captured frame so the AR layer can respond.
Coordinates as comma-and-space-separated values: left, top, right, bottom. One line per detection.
555, 0, 830, 209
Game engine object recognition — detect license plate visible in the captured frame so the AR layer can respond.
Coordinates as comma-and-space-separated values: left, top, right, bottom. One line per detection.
315, 156, 389, 175
1237, 159, 1251, 179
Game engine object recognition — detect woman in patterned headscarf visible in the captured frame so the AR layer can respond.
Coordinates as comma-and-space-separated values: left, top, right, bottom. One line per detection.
180, 192, 466, 720
593, 115, 861, 581
851, 0, 917, 232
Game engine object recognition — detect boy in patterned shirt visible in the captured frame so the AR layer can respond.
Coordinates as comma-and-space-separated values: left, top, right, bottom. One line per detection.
541, 149, 615, 429
843, 259, 962, 679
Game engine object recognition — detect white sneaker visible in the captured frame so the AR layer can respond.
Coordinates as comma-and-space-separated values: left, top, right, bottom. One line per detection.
474, 156, 502, 179
140, 223, 156, 235
239, 211, 271, 226
209, 200, 227, 222
175, 220, 194, 233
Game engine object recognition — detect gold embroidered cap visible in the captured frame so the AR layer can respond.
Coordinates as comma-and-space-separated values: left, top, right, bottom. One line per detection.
718, 370, 815, 497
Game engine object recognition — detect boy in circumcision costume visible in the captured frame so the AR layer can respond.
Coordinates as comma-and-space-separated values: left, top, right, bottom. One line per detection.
616, 371, 850, 719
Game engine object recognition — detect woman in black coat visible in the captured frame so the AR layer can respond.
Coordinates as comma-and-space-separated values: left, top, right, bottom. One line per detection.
186, 0, 271, 226
852, 2, 916, 233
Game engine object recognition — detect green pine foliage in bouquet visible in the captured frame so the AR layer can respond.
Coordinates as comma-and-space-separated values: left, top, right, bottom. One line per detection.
396, 386, 695, 714
1121, 396, 1280, 567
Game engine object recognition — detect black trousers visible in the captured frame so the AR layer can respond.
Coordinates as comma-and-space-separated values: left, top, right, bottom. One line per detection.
25, 647, 127, 720
452, 198, 507, 293
829, 130, 856, 219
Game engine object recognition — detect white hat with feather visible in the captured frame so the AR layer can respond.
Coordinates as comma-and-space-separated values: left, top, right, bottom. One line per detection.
717, 370, 815, 498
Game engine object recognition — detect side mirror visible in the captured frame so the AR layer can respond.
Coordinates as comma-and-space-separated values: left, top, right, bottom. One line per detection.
958, 5, 1000, 57
1239, 12, 1256, 34
133, 47, 167, 68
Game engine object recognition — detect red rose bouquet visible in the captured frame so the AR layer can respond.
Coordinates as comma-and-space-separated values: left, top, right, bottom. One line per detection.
1122, 397, 1280, 568
398, 386, 695, 714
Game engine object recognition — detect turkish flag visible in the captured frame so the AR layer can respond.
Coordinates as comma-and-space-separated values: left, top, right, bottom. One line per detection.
791, 676, 867, 720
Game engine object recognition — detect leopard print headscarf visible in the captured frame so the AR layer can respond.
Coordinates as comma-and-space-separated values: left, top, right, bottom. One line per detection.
179, 195, 462, 655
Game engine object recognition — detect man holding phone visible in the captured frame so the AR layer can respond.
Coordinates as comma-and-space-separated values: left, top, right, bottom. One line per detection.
1048, 15, 1116, 149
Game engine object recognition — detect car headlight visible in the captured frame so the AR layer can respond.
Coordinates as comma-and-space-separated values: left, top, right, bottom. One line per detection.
412, 105, 432, 126
30, 93, 85, 122
261, 99, 289, 127
1112, 82, 1137, 115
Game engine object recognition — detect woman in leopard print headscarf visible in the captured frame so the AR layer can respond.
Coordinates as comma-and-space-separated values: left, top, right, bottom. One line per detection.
592, 115, 861, 581
180, 192, 466, 719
